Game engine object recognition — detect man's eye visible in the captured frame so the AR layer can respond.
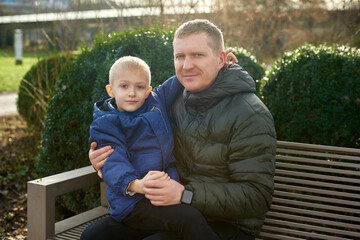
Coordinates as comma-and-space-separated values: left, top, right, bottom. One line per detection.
195, 53, 203, 57
176, 55, 184, 59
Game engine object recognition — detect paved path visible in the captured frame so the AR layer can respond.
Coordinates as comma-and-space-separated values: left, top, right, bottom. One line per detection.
0, 91, 18, 116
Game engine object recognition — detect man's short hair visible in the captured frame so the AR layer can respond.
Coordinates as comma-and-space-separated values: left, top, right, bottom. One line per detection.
174, 19, 224, 54
109, 56, 151, 86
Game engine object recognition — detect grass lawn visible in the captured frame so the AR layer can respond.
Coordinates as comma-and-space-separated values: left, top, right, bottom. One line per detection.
0, 49, 48, 93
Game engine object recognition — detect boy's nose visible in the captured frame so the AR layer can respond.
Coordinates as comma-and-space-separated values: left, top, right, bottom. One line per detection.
128, 87, 136, 96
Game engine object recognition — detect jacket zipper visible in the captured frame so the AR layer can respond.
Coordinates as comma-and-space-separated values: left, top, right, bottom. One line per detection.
151, 106, 169, 133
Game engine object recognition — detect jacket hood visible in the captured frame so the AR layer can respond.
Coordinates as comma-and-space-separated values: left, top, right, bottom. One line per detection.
183, 64, 256, 113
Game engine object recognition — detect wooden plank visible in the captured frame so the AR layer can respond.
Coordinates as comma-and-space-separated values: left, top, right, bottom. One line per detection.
260, 225, 349, 240
276, 162, 360, 177
263, 218, 360, 238
276, 155, 360, 168
257, 231, 303, 240
270, 204, 360, 223
276, 148, 360, 161
276, 141, 360, 155
274, 183, 360, 199
275, 169, 360, 184
274, 175, 360, 191
266, 211, 360, 230
274, 190, 359, 206
272, 197, 360, 214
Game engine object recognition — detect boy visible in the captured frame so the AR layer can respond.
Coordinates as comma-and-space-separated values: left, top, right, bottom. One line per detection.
88, 56, 220, 240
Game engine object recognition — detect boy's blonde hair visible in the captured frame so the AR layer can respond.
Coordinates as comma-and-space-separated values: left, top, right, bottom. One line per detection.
174, 19, 224, 54
109, 56, 151, 86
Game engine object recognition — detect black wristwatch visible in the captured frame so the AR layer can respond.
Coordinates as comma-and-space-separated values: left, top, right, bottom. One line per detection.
181, 185, 193, 204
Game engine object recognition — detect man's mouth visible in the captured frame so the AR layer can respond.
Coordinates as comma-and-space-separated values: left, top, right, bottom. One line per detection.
183, 74, 198, 80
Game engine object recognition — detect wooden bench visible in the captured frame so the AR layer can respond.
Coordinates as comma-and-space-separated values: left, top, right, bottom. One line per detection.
27, 141, 360, 240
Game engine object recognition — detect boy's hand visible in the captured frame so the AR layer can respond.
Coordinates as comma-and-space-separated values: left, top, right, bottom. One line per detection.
89, 142, 114, 178
129, 171, 170, 194
224, 48, 238, 68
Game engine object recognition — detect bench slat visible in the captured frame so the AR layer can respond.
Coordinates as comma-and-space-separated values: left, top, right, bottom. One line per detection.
276, 148, 360, 161
275, 183, 360, 199
276, 155, 360, 168
276, 162, 360, 177
275, 190, 359, 207
275, 169, 359, 184
260, 224, 350, 240
266, 209, 360, 230
257, 231, 303, 240
274, 175, 360, 191
276, 141, 360, 155
272, 197, 360, 214
262, 218, 359, 239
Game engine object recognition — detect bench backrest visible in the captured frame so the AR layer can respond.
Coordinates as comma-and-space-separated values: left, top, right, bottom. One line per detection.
258, 141, 360, 240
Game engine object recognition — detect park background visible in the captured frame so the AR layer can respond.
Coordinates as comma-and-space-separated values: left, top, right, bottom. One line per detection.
0, 0, 359, 239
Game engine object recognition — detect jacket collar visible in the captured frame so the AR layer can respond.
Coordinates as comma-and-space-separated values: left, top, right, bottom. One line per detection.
183, 64, 256, 114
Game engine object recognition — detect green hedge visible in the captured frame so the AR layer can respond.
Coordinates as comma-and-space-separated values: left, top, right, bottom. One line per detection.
262, 44, 360, 148
17, 53, 73, 132
38, 26, 266, 217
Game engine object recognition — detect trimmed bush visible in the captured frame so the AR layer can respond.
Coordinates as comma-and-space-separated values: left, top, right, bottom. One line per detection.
17, 53, 73, 132
262, 43, 360, 148
38, 25, 266, 216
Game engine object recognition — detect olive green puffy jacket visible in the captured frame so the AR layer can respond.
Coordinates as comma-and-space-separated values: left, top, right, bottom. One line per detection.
169, 64, 277, 236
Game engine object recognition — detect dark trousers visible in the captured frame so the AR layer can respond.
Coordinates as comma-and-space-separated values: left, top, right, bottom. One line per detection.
80, 199, 255, 240
122, 198, 219, 240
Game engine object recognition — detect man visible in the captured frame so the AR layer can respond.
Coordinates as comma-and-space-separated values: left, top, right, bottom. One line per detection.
83, 19, 276, 240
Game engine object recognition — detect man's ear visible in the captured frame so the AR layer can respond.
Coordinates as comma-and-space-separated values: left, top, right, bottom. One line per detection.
218, 50, 226, 69
146, 86, 152, 99
106, 85, 114, 98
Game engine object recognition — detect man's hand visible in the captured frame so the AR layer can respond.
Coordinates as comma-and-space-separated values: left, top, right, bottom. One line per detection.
143, 179, 185, 206
89, 142, 113, 178
128, 171, 170, 194
224, 48, 238, 68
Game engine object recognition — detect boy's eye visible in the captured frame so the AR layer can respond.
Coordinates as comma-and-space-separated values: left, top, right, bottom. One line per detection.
137, 86, 145, 89
120, 84, 128, 88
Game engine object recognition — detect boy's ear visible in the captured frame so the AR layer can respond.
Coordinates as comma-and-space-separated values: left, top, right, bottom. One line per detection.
146, 86, 152, 98
106, 85, 114, 98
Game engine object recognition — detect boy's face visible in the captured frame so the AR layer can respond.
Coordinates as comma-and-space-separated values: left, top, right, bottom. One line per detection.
173, 32, 225, 93
106, 70, 151, 112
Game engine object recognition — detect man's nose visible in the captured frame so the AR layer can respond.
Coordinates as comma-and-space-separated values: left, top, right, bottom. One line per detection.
183, 57, 193, 70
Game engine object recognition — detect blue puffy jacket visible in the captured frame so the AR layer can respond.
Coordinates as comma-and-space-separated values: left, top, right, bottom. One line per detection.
89, 76, 183, 222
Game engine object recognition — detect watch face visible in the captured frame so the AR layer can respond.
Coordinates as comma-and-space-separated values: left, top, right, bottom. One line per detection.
181, 190, 193, 204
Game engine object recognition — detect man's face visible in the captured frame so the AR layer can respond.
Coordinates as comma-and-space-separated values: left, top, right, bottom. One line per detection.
173, 32, 225, 93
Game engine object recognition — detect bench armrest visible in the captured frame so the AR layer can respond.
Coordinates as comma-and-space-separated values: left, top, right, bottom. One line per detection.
27, 166, 103, 240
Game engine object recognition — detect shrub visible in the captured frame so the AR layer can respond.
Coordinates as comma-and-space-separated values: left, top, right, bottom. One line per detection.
262, 43, 360, 148
17, 53, 73, 132
230, 47, 266, 96
38, 25, 266, 217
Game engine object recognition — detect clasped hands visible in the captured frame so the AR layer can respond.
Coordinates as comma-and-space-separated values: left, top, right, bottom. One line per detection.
89, 142, 185, 206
